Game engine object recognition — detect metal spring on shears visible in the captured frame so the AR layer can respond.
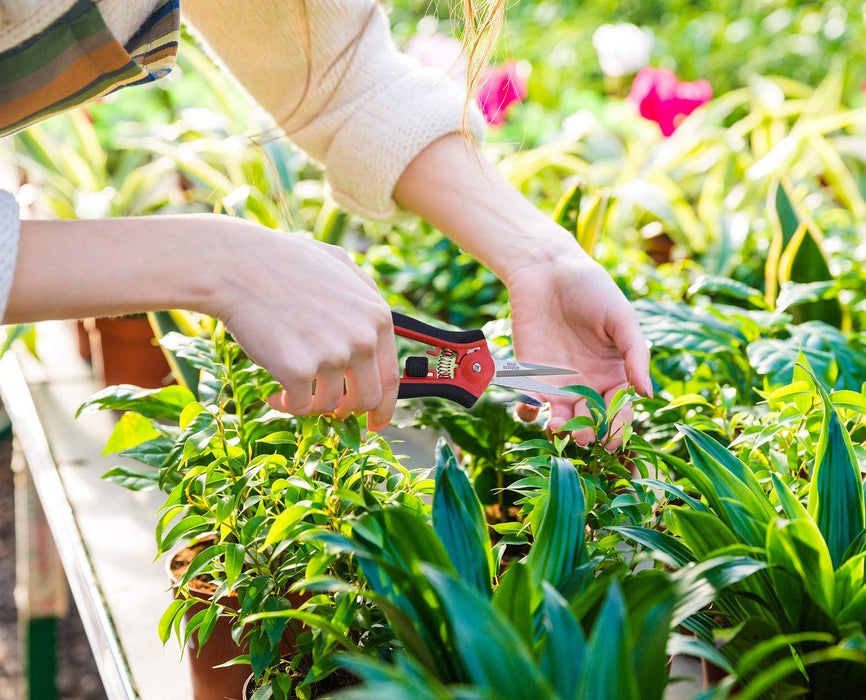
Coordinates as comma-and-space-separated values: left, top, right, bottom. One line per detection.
436, 348, 456, 379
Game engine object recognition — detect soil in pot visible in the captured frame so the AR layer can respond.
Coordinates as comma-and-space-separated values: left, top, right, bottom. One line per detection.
485, 503, 530, 573
90, 315, 172, 388
243, 667, 359, 700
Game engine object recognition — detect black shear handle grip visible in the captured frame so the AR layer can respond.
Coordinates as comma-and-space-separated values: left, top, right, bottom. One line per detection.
391, 311, 485, 345
397, 381, 480, 409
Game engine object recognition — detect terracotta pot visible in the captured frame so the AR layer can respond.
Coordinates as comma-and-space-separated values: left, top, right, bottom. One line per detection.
168, 538, 309, 700
168, 540, 250, 700
74, 319, 92, 361
89, 315, 172, 388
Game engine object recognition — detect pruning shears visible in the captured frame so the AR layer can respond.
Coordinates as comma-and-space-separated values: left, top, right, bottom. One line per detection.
392, 311, 576, 409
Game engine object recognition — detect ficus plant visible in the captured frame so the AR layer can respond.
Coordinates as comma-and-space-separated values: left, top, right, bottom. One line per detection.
292, 440, 766, 699
619, 367, 866, 697
78, 329, 432, 698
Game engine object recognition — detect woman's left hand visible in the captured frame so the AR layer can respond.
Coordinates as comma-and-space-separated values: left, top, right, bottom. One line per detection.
506, 243, 652, 450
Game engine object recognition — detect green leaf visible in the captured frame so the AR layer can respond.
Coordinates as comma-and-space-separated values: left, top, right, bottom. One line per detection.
77, 384, 196, 421
807, 373, 866, 568
158, 599, 188, 644
677, 425, 777, 546
103, 412, 161, 454
225, 544, 245, 590
612, 526, 696, 568
767, 519, 836, 620
432, 440, 492, 598
538, 581, 586, 699
261, 505, 308, 549
176, 544, 227, 589
525, 457, 586, 589
422, 565, 556, 698
333, 415, 361, 451
577, 583, 639, 700
101, 464, 158, 491
492, 561, 534, 649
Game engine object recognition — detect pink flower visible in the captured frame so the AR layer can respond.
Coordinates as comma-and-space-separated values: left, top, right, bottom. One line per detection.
627, 67, 712, 137
476, 59, 528, 127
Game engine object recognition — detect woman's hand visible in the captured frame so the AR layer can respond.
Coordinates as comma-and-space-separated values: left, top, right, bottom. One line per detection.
506, 239, 651, 450
394, 134, 651, 448
210, 221, 400, 431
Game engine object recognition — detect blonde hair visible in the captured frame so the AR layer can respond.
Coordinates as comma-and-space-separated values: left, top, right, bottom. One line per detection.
461, 0, 506, 128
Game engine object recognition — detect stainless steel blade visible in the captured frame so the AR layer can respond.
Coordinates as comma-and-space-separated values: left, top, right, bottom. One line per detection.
493, 359, 577, 377
491, 375, 577, 398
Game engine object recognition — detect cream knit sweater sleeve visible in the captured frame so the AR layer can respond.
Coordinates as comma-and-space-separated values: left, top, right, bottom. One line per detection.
182, 0, 484, 219
0, 190, 20, 323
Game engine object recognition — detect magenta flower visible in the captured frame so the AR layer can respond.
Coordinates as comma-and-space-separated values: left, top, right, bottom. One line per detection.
476, 59, 528, 127
627, 67, 712, 137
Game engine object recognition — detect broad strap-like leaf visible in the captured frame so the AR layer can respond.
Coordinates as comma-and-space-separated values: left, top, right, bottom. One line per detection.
492, 561, 534, 649
621, 572, 676, 700
807, 374, 866, 569
537, 581, 586, 700
677, 425, 778, 546
766, 519, 836, 628
432, 440, 493, 598
525, 457, 586, 589
670, 556, 767, 626
576, 583, 640, 700
422, 565, 557, 699
612, 525, 697, 568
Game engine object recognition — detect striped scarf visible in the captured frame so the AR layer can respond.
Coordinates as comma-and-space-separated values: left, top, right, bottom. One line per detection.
0, 0, 179, 137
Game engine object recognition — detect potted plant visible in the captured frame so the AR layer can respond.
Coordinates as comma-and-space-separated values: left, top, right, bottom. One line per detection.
292, 441, 763, 698
79, 328, 432, 699
619, 366, 866, 695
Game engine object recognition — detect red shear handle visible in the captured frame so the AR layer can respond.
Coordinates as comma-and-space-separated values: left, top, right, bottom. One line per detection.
391, 311, 496, 408
391, 311, 485, 346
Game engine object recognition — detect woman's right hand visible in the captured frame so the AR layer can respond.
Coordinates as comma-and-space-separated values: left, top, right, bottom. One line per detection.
205, 218, 400, 431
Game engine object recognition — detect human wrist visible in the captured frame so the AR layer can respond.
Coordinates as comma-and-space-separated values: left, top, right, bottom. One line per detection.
498, 218, 589, 287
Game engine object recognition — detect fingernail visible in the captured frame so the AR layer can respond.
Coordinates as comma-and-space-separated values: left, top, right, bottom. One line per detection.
643, 376, 654, 398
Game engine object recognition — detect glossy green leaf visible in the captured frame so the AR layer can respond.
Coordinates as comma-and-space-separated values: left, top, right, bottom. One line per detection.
808, 375, 866, 568
432, 440, 492, 597
422, 565, 556, 699
537, 581, 585, 700
767, 519, 835, 620
101, 464, 158, 492
678, 425, 777, 546
103, 411, 161, 454
576, 583, 639, 700
525, 457, 586, 589
77, 384, 196, 421
612, 526, 696, 568
492, 561, 534, 649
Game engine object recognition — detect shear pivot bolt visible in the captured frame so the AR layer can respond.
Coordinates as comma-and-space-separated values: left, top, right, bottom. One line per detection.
472, 362, 482, 373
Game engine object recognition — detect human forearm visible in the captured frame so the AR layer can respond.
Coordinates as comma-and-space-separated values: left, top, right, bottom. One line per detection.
393, 133, 580, 283
5, 214, 400, 429
5, 215, 228, 324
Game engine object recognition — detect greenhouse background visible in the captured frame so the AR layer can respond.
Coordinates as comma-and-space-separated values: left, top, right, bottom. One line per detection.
1, 0, 865, 698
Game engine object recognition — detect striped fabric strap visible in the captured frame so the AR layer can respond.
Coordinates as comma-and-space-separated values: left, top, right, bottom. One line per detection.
0, 0, 179, 138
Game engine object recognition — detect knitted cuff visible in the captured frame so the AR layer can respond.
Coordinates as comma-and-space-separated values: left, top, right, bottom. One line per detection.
323, 66, 486, 221
0, 190, 21, 323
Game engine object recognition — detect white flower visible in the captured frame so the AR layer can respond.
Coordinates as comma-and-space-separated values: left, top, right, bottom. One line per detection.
592, 23, 653, 78
404, 33, 467, 83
